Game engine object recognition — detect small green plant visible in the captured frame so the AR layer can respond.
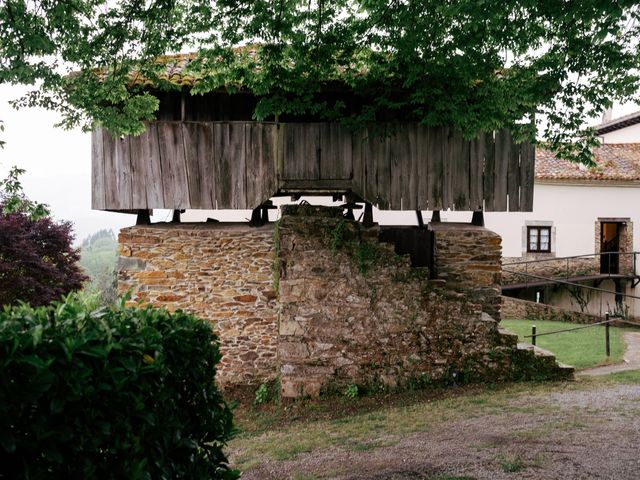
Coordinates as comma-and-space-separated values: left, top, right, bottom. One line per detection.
356, 242, 379, 274
254, 383, 269, 405
498, 453, 525, 473
329, 219, 347, 253
344, 384, 359, 399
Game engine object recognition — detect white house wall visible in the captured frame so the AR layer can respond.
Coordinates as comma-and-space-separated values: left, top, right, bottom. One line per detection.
486, 183, 640, 258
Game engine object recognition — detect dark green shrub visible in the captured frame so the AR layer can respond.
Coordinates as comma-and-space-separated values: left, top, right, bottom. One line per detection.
0, 296, 238, 479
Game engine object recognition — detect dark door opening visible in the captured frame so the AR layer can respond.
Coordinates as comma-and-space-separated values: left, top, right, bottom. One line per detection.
600, 222, 620, 274
379, 227, 435, 273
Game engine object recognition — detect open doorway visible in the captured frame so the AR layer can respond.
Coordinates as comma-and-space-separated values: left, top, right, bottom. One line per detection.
600, 222, 620, 274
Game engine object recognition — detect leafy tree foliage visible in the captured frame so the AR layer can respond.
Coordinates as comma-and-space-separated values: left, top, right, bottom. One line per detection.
0, 168, 86, 307
2, 1, 640, 163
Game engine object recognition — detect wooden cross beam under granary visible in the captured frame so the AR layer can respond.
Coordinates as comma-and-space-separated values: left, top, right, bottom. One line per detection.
101, 53, 572, 398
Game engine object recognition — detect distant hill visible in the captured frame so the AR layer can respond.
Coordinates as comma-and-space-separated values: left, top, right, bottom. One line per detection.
79, 229, 117, 280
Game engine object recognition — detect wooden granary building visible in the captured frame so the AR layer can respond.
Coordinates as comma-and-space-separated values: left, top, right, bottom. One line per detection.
101, 55, 571, 396
92, 54, 535, 218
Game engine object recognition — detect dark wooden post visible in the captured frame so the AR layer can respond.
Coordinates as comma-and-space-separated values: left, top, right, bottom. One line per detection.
249, 208, 262, 226
250, 201, 277, 227
531, 325, 537, 346
171, 209, 182, 223
136, 210, 151, 226
471, 210, 484, 226
415, 210, 425, 228
340, 202, 361, 221
431, 210, 441, 223
362, 202, 374, 228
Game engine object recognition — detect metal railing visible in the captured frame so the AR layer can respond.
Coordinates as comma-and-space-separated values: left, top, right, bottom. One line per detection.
504, 251, 640, 336
503, 251, 639, 289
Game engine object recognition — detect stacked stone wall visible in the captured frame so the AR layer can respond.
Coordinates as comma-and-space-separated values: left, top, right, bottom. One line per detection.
501, 295, 602, 324
117, 210, 572, 397
431, 223, 502, 320
276, 206, 523, 397
118, 223, 278, 385
502, 256, 599, 285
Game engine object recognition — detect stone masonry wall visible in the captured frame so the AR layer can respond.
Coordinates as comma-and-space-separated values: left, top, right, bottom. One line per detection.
502, 256, 599, 286
501, 295, 602, 325
117, 211, 571, 396
118, 223, 278, 385
276, 206, 522, 398
431, 223, 502, 321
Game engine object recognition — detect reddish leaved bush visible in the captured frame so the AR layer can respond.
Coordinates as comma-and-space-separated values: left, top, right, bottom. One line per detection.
0, 207, 87, 307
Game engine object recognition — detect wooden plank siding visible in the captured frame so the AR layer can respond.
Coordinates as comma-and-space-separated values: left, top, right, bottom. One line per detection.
91, 129, 106, 210
92, 121, 535, 212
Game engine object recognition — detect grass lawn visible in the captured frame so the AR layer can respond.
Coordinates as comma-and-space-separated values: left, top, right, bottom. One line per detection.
501, 319, 631, 369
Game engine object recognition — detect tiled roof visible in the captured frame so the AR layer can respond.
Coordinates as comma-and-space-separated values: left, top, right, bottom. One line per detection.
536, 144, 640, 181
144, 53, 198, 87
105, 48, 260, 88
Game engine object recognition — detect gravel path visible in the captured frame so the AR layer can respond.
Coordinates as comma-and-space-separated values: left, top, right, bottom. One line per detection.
239, 383, 640, 479
579, 332, 640, 376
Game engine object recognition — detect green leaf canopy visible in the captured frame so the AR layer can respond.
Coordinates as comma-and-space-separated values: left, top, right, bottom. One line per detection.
2, 1, 639, 163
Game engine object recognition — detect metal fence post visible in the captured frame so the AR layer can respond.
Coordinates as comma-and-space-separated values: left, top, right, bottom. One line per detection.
605, 313, 610, 357
532, 325, 537, 346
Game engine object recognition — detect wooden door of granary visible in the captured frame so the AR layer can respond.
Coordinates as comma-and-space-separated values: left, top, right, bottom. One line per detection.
92, 121, 534, 212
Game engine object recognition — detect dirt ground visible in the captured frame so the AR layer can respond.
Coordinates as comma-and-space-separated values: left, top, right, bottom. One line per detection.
230, 379, 640, 480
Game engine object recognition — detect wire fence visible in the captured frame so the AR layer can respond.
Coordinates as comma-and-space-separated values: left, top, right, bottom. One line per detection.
522, 313, 640, 358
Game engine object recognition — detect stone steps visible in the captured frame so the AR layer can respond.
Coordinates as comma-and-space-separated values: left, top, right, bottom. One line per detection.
511, 339, 575, 380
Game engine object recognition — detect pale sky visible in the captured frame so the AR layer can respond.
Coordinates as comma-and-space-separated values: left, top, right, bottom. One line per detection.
0, 84, 137, 243
1, 83, 639, 245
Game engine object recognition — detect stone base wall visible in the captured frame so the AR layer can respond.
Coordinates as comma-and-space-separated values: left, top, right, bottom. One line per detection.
503, 256, 599, 285
501, 295, 602, 324
118, 224, 278, 385
275, 206, 531, 397
432, 223, 502, 320
117, 211, 570, 397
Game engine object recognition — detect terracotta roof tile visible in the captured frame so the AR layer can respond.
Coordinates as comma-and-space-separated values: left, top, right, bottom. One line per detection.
536, 144, 640, 181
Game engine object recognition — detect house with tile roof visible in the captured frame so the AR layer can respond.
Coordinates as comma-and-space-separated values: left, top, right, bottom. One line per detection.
495, 120, 640, 320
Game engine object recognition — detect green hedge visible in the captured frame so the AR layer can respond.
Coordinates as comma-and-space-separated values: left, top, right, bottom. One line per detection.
0, 296, 238, 479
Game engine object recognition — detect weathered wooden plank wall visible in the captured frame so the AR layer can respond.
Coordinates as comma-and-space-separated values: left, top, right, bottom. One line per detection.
92, 121, 535, 212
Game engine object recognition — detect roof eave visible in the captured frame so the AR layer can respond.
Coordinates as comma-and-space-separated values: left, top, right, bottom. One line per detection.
535, 177, 640, 187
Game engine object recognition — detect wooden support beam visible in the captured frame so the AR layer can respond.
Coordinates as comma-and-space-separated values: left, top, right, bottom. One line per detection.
171, 209, 182, 223
431, 210, 441, 223
249, 208, 262, 226
415, 210, 424, 228
136, 210, 151, 226
362, 202, 374, 228
471, 210, 484, 227
340, 202, 362, 221
260, 200, 277, 224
